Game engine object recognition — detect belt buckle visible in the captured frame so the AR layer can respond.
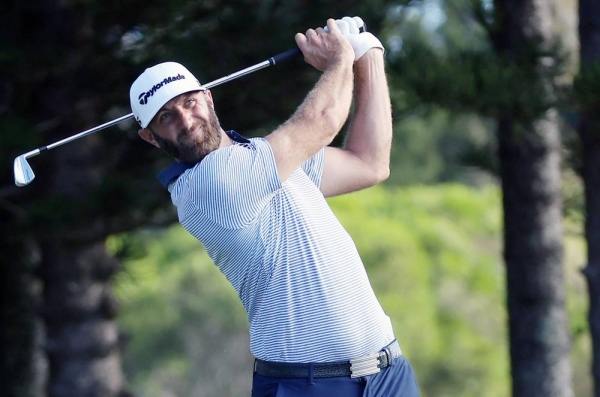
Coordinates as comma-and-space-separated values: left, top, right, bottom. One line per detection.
349, 353, 381, 378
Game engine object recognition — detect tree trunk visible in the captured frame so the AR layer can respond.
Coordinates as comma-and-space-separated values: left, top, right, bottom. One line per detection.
578, 2, 600, 395
17, 0, 133, 394
498, 116, 572, 397
494, 0, 573, 396
39, 239, 128, 397
580, 122, 600, 397
0, 236, 46, 397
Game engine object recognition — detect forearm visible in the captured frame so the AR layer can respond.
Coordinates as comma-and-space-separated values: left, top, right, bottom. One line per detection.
344, 50, 392, 181
287, 60, 353, 141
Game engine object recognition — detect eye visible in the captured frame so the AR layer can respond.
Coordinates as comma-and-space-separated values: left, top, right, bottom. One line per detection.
184, 98, 196, 108
158, 111, 171, 123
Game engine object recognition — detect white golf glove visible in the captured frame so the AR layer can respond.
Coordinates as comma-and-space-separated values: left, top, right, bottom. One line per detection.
326, 16, 385, 61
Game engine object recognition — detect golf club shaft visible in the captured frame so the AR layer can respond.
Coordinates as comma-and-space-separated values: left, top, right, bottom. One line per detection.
22, 47, 301, 161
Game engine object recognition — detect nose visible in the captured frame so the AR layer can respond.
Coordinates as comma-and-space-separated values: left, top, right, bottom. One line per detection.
170, 107, 193, 131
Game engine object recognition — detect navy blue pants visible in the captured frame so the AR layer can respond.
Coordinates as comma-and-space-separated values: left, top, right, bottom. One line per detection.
251, 356, 420, 397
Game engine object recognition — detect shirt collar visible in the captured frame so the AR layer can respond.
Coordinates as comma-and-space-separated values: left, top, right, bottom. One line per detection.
157, 130, 250, 189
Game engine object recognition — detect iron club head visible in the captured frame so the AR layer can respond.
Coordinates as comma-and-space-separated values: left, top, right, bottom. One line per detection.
14, 154, 36, 187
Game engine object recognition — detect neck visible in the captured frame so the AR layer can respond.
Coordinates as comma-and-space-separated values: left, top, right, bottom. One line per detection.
219, 129, 233, 148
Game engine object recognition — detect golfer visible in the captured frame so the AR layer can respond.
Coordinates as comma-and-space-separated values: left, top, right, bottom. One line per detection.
130, 17, 419, 397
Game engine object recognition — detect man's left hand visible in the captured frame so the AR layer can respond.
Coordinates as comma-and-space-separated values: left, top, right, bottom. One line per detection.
326, 16, 385, 61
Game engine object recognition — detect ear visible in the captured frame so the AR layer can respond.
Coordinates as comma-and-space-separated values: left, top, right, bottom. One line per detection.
203, 90, 215, 108
138, 128, 161, 148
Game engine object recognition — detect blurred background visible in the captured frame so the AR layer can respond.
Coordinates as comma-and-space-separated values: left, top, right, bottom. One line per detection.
2, 0, 597, 396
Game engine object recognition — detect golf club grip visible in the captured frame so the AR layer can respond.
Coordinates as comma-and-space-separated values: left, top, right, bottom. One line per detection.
269, 48, 301, 65
269, 23, 368, 66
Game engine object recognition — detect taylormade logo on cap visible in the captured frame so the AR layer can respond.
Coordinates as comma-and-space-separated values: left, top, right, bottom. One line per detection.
137, 74, 187, 105
130, 62, 204, 128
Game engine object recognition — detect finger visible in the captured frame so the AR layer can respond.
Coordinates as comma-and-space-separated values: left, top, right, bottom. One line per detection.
335, 19, 350, 35
305, 28, 319, 37
325, 18, 340, 34
314, 27, 326, 36
352, 16, 365, 31
295, 32, 309, 50
342, 17, 359, 34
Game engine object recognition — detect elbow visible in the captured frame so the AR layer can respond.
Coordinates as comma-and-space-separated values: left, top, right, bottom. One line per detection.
372, 165, 390, 184
361, 164, 390, 188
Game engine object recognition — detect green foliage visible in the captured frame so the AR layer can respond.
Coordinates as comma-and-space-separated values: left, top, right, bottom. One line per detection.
110, 227, 251, 397
562, 169, 585, 230
329, 184, 508, 397
574, 60, 600, 137
389, 42, 567, 122
378, 1, 500, 186
575, 61, 600, 103
385, 0, 572, 117
564, 233, 593, 396
380, 0, 575, 189
388, 109, 498, 185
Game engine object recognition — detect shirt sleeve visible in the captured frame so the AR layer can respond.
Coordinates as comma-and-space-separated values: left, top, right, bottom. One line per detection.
301, 147, 325, 187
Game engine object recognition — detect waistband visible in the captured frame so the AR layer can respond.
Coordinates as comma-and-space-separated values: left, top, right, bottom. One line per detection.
254, 340, 402, 379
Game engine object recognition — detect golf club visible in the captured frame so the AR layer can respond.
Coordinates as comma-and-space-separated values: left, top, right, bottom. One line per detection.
13, 47, 301, 187
13, 23, 367, 187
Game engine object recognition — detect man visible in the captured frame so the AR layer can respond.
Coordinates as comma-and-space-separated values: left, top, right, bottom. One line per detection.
130, 17, 419, 397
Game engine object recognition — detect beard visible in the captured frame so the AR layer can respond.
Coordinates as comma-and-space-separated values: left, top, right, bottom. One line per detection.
151, 105, 223, 163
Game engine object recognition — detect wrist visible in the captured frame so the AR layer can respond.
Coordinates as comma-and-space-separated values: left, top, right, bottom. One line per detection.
328, 49, 355, 70
354, 49, 385, 70
358, 47, 384, 59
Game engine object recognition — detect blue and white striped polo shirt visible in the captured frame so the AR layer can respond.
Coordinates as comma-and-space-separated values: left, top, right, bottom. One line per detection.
163, 132, 397, 363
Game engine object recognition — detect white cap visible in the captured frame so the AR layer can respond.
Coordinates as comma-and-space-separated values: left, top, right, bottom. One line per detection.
130, 62, 204, 128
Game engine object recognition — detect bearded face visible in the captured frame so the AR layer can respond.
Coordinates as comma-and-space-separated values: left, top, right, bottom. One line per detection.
150, 99, 223, 163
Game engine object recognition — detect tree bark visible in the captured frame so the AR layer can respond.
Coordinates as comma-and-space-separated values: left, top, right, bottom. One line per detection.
39, 239, 128, 397
498, 115, 572, 397
578, 2, 600, 395
494, 0, 573, 396
0, 236, 46, 397
579, 124, 600, 397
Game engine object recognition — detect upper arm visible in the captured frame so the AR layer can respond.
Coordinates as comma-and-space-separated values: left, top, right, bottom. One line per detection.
320, 146, 389, 197
320, 52, 393, 197
264, 31, 354, 183
265, 112, 337, 183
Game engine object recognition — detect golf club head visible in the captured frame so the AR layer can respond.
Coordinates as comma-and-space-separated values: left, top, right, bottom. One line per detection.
14, 155, 35, 186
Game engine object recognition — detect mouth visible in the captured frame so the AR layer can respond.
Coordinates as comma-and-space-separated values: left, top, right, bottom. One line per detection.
179, 127, 201, 142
